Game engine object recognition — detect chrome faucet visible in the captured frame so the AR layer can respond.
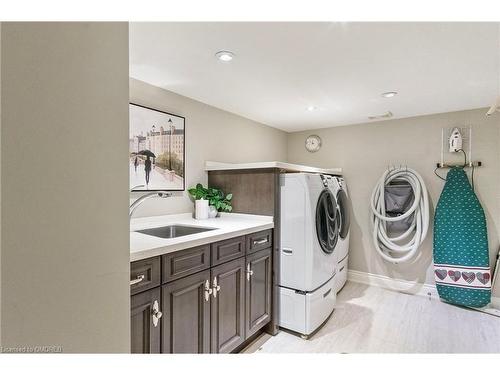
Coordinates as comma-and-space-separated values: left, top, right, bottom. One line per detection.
130, 185, 172, 220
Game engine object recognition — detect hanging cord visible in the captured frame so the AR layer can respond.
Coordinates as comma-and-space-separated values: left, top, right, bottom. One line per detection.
434, 167, 446, 181
457, 148, 467, 167
434, 148, 475, 191
471, 164, 475, 192
458, 148, 476, 191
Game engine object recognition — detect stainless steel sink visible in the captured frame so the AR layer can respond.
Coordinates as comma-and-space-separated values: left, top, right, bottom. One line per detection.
135, 225, 217, 239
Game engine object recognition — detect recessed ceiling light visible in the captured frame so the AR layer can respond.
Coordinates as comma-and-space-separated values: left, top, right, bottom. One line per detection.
215, 50, 235, 62
381, 91, 398, 98
307, 106, 317, 111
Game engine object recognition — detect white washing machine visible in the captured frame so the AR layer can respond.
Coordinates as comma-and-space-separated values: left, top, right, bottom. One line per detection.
279, 173, 340, 337
333, 176, 351, 293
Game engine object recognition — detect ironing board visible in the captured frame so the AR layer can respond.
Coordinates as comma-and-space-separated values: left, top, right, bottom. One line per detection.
433, 167, 491, 308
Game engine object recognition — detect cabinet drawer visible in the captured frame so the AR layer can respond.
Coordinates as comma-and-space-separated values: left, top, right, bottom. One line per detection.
211, 236, 246, 266
130, 257, 161, 295
246, 229, 273, 254
162, 245, 210, 283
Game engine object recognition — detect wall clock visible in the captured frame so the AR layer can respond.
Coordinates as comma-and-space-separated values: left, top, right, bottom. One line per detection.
305, 135, 322, 153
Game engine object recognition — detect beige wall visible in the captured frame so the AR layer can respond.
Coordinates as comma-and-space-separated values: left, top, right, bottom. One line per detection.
129, 78, 288, 217
0, 22, 2, 346
1, 23, 130, 352
287, 108, 500, 298
130, 81, 500, 298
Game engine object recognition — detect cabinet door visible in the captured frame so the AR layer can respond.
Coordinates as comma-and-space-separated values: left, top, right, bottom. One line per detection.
131, 287, 161, 353
211, 257, 245, 353
162, 270, 211, 353
245, 248, 272, 338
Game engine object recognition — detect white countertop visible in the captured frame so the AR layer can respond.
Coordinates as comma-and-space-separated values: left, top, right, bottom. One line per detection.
130, 213, 274, 262
205, 161, 342, 175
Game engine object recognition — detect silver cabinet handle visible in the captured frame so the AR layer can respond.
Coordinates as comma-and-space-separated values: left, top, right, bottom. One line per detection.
152, 300, 162, 327
130, 274, 145, 286
282, 248, 293, 255
246, 263, 254, 281
253, 238, 268, 246
204, 279, 213, 301
212, 276, 221, 298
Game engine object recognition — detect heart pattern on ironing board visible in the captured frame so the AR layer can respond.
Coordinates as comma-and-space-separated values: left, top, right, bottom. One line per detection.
435, 269, 447, 280
448, 270, 461, 282
476, 272, 491, 285
462, 272, 475, 284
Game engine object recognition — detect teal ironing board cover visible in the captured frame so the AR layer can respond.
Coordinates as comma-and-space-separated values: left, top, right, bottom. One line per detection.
433, 167, 491, 307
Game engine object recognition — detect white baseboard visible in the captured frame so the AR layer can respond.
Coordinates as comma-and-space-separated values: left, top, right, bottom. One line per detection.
347, 269, 439, 299
347, 269, 500, 316
492, 296, 500, 309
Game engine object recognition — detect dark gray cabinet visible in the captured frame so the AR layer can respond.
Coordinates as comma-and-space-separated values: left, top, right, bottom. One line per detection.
131, 287, 161, 354
162, 270, 211, 353
130, 256, 161, 295
210, 257, 246, 353
246, 248, 272, 337
246, 229, 273, 255
162, 244, 210, 283
211, 235, 246, 266
131, 229, 273, 354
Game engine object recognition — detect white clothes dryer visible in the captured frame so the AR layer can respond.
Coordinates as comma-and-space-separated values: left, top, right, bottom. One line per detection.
279, 173, 340, 337
333, 176, 351, 292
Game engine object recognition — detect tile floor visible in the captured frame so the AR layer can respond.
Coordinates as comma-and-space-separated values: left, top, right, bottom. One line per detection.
243, 282, 500, 353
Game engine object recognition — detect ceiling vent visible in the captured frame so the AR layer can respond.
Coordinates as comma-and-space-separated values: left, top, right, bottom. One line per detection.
486, 96, 500, 116
368, 111, 393, 120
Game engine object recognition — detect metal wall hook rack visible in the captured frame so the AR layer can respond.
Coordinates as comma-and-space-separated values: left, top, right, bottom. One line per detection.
436, 161, 482, 169
387, 164, 409, 172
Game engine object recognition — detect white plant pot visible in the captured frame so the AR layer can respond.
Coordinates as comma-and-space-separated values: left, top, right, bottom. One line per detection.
195, 199, 209, 220
208, 205, 218, 218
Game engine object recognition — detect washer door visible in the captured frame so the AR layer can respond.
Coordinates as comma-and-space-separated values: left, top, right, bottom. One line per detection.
337, 189, 351, 239
315, 188, 339, 254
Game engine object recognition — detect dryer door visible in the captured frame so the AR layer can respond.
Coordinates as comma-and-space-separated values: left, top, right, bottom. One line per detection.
337, 189, 351, 239
315, 189, 339, 254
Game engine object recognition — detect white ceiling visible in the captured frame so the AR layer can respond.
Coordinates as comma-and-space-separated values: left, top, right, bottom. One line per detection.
129, 22, 500, 132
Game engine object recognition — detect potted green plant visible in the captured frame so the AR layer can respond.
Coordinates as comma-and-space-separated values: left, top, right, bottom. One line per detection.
188, 183, 233, 218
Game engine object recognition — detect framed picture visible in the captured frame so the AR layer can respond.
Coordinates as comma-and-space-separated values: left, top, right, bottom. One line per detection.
129, 103, 185, 191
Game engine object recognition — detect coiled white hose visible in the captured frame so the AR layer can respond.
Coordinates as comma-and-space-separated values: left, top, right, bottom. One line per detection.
370, 167, 430, 264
